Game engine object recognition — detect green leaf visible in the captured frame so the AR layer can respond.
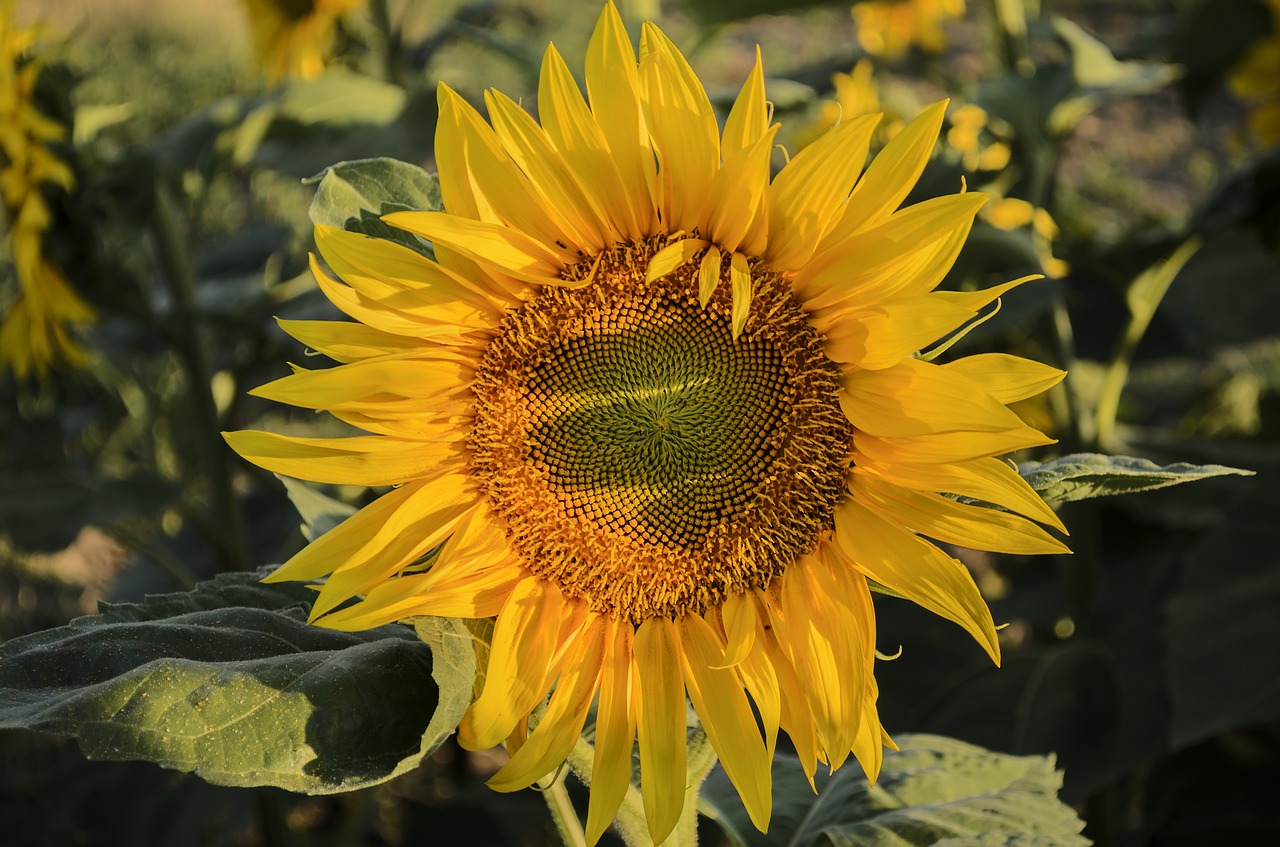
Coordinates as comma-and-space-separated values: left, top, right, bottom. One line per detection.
0, 570, 474, 794
305, 157, 443, 257
275, 475, 356, 541
1018, 453, 1254, 506
1047, 18, 1180, 134
701, 735, 1087, 847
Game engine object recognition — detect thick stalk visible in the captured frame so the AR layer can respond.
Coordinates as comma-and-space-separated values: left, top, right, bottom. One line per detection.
545, 773, 589, 847
567, 727, 716, 847
151, 183, 248, 572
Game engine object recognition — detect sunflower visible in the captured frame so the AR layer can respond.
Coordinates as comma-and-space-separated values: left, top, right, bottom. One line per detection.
240, 0, 362, 83
228, 3, 1068, 843
1228, 0, 1280, 147
853, 0, 966, 60
0, 3, 93, 380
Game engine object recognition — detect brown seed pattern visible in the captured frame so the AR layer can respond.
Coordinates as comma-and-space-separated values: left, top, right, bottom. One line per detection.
468, 237, 852, 623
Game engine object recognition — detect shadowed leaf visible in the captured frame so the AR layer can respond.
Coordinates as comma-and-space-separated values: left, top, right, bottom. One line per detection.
0, 570, 474, 794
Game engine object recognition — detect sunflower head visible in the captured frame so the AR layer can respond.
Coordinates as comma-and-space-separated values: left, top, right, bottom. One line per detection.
229, 3, 1068, 843
239, 0, 362, 83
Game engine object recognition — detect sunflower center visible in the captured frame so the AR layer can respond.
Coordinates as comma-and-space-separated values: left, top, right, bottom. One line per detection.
469, 237, 852, 623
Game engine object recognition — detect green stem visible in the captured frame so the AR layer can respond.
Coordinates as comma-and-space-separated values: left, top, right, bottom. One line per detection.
1094, 240, 1201, 452
368, 0, 402, 86
151, 183, 249, 572
989, 0, 1030, 72
545, 772, 589, 847
566, 727, 717, 847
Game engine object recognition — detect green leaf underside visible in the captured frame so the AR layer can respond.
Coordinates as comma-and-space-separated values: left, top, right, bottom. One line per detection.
0, 570, 473, 795
702, 734, 1088, 847
276, 474, 357, 542
306, 157, 443, 257
1018, 453, 1253, 506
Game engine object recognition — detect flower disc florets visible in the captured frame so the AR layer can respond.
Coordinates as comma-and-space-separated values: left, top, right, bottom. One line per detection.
469, 237, 852, 623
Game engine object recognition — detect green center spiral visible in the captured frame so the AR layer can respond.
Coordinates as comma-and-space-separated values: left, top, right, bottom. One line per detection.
525, 294, 793, 549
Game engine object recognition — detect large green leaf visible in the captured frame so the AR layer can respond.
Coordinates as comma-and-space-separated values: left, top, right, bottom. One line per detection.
1019, 453, 1253, 506
701, 735, 1088, 847
0, 570, 474, 794
306, 157, 443, 256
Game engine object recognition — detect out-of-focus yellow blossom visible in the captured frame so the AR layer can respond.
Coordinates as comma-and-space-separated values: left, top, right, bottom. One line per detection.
853, 0, 966, 60
0, 4, 93, 380
1228, 0, 1280, 147
793, 59, 905, 150
946, 103, 1011, 173
241, 0, 364, 83
984, 197, 1069, 278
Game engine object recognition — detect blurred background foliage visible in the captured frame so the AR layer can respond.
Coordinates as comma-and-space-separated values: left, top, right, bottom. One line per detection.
0, 0, 1277, 845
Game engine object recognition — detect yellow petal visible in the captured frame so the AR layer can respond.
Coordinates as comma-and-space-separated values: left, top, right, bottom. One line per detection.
276, 319, 425, 362
584, 1, 656, 236
942, 353, 1067, 404
314, 223, 501, 310
853, 427, 1056, 464
317, 562, 519, 629
756, 596, 819, 786
639, 22, 719, 233
735, 622, 780, 760
797, 192, 987, 313
716, 591, 757, 668
224, 430, 465, 486
249, 352, 472, 412
647, 237, 708, 282
586, 618, 638, 847
722, 45, 769, 156
705, 126, 777, 254
840, 357, 1028, 437
433, 82, 495, 222
779, 557, 865, 769
826, 100, 947, 243
486, 81, 607, 252
729, 252, 752, 339
823, 296, 976, 369
383, 211, 566, 286
633, 616, 687, 846
857, 454, 1066, 532
536, 42, 637, 243
698, 245, 722, 307
488, 615, 607, 792
853, 472, 1071, 555
309, 254, 480, 340
461, 579, 566, 749
434, 84, 581, 257
931, 275, 1041, 312
833, 498, 1000, 663
310, 475, 477, 618
680, 614, 772, 833
765, 113, 879, 272
262, 479, 423, 584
